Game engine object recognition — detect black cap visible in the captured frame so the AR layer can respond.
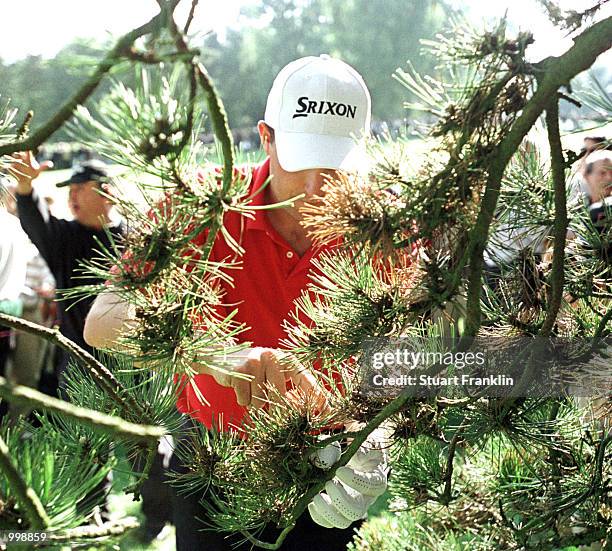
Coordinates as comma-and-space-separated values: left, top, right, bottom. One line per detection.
55, 160, 111, 188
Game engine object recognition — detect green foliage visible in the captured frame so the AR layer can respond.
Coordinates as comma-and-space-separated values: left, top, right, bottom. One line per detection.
350, 509, 495, 551
62, 354, 182, 433
0, 419, 113, 531
388, 436, 448, 504
283, 249, 421, 366
354, 423, 611, 550
69, 66, 201, 176
577, 75, 612, 123
171, 380, 356, 536
276, 15, 611, 548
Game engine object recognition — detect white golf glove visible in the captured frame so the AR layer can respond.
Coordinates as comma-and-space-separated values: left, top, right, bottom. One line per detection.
308, 431, 388, 529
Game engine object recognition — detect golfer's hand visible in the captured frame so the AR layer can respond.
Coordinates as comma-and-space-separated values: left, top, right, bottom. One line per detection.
229, 347, 286, 408
200, 347, 327, 410
308, 431, 389, 529
7, 151, 53, 194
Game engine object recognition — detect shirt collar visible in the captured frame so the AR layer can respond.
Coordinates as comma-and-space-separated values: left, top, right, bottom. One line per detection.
242, 158, 342, 254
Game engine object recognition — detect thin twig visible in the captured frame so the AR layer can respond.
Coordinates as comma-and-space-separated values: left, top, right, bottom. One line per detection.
0, 376, 165, 444
122, 47, 197, 64
184, 0, 199, 34
540, 98, 568, 336
592, 307, 612, 343
125, 445, 158, 497
45, 516, 140, 544
440, 427, 463, 504
241, 526, 294, 550
0, 434, 50, 530
558, 91, 582, 108
16, 111, 34, 141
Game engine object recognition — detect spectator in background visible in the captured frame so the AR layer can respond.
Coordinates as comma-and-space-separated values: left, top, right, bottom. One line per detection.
583, 149, 611, 268
583, 148, 611, 206
576, 136, 609, 180
0, 198, 29, 419
0, 180, 56, 413
8, 153, 125, 522
8, 154, 125, 388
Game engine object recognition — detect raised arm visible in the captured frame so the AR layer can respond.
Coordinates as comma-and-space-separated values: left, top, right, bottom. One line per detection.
9, 151, 61, 270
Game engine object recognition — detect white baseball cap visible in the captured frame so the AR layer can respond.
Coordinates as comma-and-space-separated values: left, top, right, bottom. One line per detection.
264, 54, 371, 172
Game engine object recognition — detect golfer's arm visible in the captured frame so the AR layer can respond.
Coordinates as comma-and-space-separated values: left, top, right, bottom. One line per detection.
84, 291, 136, 350
84, 292, 214, 376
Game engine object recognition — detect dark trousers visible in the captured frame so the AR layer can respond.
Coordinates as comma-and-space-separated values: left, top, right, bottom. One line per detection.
133, 447, 174, 534
169, 419, 359, 551
0, 327, 11, 420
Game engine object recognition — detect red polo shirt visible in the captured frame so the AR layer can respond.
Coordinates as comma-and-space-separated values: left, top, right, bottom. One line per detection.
176, 158, 335, 431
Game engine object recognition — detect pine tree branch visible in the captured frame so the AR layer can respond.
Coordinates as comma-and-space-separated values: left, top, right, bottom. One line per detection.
244, 21, 612, 541
0, 377, 165, 445
462, 15, 612, 337
122, 47, 198, 64
521, 433, 612, 531
592, 307, 612, 343
438, 426, 463, 505
0, 313, 147, 421
166, 9, 235, 192
538, 0, 609, 32
0, 6, 178, 156
504, 98, 581, 400
174, 63, 198, 155
540, 98, 568, 336
0, 434, 50, 530
159, 0, 234, 190
242, 526, 294, 550
184, 0, 199, 34
124, 445, 157, 498
16, 111, 34, 141
45, 516, 140, 544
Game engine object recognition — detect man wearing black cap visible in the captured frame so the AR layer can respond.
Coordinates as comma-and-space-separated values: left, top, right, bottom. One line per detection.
9, 151, 124, 382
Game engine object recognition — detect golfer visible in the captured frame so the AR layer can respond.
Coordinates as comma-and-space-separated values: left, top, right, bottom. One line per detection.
85, 55, 387, 550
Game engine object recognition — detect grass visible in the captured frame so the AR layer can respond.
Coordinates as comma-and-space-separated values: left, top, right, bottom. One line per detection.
110, 493, 175, 551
